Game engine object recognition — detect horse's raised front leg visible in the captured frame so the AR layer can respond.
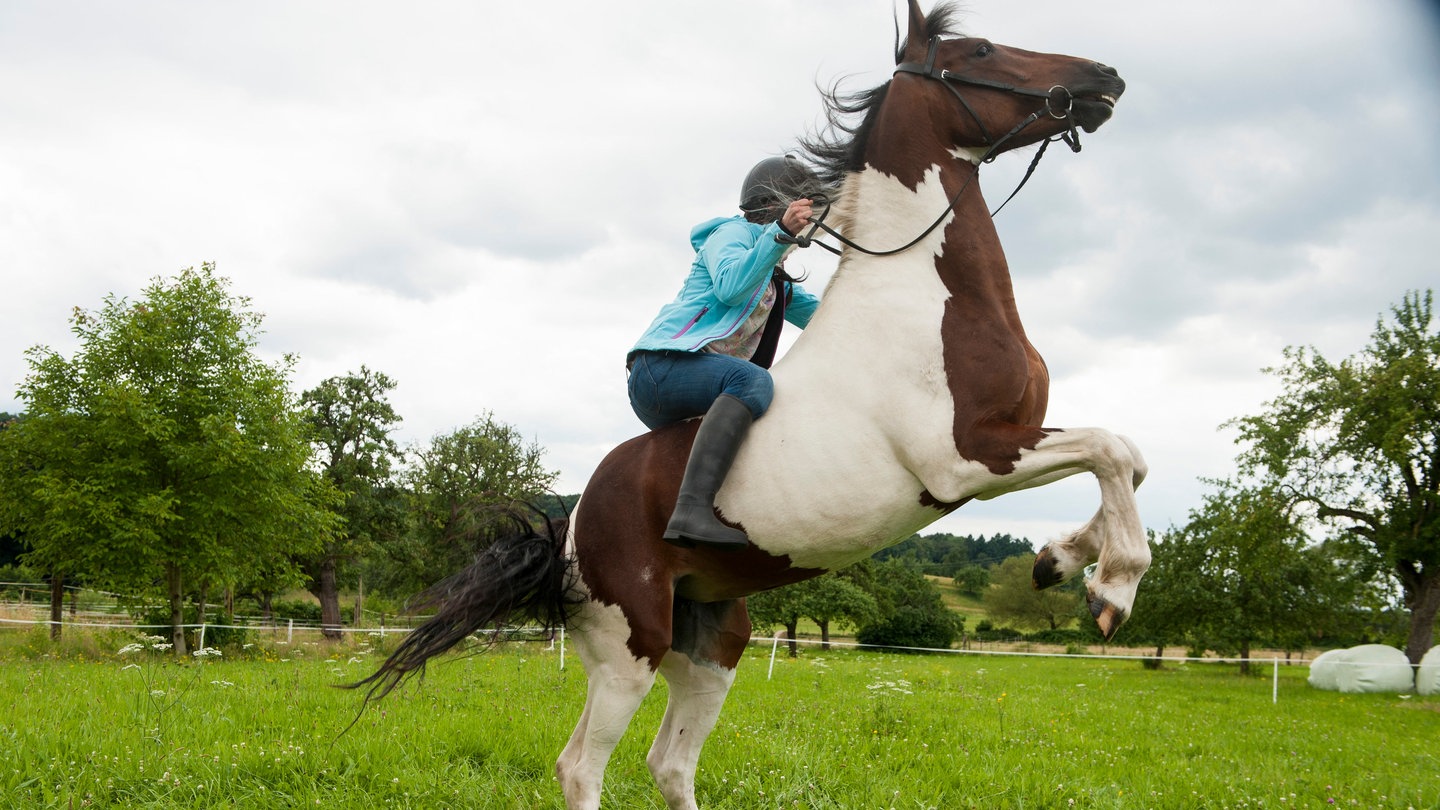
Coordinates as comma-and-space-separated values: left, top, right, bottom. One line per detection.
556, 599, 660, 810
647, 598, 749, 810
1032, 433, 1148, 592
970, 428, 1149, 639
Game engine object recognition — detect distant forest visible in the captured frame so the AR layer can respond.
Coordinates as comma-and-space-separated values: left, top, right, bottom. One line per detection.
538, 494, 1030, 578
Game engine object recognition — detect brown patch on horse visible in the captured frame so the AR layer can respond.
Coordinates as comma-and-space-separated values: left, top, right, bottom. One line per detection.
574, 423, 822, 669
861, 38, 1074, 475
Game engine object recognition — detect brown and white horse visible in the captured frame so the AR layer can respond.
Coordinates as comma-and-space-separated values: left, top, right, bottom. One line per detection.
358, 3, 1148, 808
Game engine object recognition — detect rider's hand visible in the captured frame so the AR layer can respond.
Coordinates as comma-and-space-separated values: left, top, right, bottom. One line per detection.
781, 199, 814, 235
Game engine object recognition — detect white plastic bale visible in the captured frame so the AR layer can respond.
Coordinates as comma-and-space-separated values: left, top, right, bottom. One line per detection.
1307, 644, 1415, 694
1306, 648, 1344, 692
1417, 645, 1440, 696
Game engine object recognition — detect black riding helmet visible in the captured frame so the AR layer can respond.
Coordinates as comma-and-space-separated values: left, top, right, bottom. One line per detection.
739, 155, 824, 217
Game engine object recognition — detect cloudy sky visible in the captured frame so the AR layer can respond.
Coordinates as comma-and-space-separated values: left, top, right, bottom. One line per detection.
3, 1, 1437, 547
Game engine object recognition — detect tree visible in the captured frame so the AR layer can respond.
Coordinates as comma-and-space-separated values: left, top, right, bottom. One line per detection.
872, 531, 1034, 575
1160, 480, 1332, 674
1231, 290, 1440, 664
951, 564, 989, 597
853, 559, 962, 650
300, 367, 404, 639
746, 584, 808, 657
748, 571, 879, 656
383, 413, 556, 596
0, 265, 334, 653
984, 554, 1083, 632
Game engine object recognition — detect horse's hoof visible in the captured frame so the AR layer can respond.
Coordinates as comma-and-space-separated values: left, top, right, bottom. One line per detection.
1032, 548, 1064, 590
1088, 595, 1127, 641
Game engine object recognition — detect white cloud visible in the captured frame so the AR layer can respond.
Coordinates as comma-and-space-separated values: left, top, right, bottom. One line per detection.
2, 0, 1437, 546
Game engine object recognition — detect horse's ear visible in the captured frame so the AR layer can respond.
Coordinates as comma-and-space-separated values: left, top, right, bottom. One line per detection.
900, 0, 929, 64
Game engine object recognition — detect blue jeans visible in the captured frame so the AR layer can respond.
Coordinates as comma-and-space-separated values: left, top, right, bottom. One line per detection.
627, 351, 773, 430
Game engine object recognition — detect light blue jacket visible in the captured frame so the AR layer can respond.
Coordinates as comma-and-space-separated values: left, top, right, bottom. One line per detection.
631, 216, 820, 354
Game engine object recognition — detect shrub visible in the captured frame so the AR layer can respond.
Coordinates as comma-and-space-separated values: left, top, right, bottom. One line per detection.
857, 606, 957, 652
136, 606, 250, 650
270, 599, 324, 624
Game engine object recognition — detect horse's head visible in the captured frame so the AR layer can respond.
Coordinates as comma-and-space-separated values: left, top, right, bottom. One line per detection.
894, 0, 1125, 157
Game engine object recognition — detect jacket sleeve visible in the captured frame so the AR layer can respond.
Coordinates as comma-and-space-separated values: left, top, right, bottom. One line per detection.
785, 282, 821, 328
698, 220, 790, 306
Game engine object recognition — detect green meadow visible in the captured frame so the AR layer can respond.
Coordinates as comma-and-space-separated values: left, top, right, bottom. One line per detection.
1, 627, 1436, 809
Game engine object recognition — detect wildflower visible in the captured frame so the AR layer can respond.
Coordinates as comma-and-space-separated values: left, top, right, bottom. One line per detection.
192, 647, 223, 658
118, 643, 146, 656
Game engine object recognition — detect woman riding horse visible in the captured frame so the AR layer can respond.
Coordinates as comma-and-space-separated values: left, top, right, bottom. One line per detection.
626, 156, 824, 550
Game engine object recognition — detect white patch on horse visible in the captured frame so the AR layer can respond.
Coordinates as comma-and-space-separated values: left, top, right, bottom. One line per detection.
715, 165, 992, 570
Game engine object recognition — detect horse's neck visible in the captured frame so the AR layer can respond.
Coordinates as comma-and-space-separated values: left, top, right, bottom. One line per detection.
739, 161, 1042, 566
802, 161, 1023, 353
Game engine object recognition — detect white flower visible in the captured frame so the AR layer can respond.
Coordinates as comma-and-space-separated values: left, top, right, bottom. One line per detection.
118, 644, 145, 655
191, 647, 223, 658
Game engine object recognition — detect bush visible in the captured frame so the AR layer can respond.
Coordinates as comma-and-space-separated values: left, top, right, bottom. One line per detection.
970, 620, 1021, 642
1025, 628, 1090, 645
270, 599, 324, 624
857, 606, 958, 652
135, 606, 250, 650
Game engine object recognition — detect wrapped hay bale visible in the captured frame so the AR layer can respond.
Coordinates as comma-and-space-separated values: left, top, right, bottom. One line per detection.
1307, 644, 1414, 693
1306, 648, 1344, 692
1417, 645, 1440, 697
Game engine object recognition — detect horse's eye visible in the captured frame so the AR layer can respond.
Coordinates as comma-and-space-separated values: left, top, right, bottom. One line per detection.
975, 43, 994, 57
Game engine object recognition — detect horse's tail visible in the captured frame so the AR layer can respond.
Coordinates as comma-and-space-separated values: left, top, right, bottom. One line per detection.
346, 503, 580, 704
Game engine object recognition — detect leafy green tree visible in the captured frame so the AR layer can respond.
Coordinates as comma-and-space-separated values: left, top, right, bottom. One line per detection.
746, 585, 808, 657
1162, 480, 1330, 674
1230, 290, 1440, 664
0, 265, 334, 653
748, 572, 879, 656
984, 554, 1082, 632
951, 564, 989, 597
383, 413, 556, 596
300, 367, 405, 639
853, 559, 962, 651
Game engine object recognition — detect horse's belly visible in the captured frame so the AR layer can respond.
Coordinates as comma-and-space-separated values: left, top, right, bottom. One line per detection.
716, 421, 942, 570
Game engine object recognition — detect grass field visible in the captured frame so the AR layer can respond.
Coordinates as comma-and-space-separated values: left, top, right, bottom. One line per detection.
1, 626, 1436, 809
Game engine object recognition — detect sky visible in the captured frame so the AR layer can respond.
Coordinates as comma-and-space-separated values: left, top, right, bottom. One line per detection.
2, 1, 1438, 548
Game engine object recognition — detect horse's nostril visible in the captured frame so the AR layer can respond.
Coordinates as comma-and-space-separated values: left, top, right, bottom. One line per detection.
1095, 62, 1119, 77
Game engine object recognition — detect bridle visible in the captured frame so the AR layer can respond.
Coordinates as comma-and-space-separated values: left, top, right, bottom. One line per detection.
783, 37, 1085, 257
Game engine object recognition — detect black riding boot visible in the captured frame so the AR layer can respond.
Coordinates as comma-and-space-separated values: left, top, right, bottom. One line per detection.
663, 394, 754, 551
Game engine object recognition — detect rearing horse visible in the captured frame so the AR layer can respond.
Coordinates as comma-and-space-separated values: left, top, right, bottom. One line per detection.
358, 3, 1148, 808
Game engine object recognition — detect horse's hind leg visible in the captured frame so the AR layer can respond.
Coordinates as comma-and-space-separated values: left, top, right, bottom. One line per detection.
555, 600, 660, 810
647, 598, 749, 810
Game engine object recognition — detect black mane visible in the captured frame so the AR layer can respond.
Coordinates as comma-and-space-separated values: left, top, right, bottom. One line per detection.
800, 2, 965, 184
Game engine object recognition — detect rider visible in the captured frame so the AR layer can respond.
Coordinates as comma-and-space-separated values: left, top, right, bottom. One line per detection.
627, 155, 824, 551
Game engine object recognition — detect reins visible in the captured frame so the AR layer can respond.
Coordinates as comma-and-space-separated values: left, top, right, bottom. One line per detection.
782, 37, 1082, 257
